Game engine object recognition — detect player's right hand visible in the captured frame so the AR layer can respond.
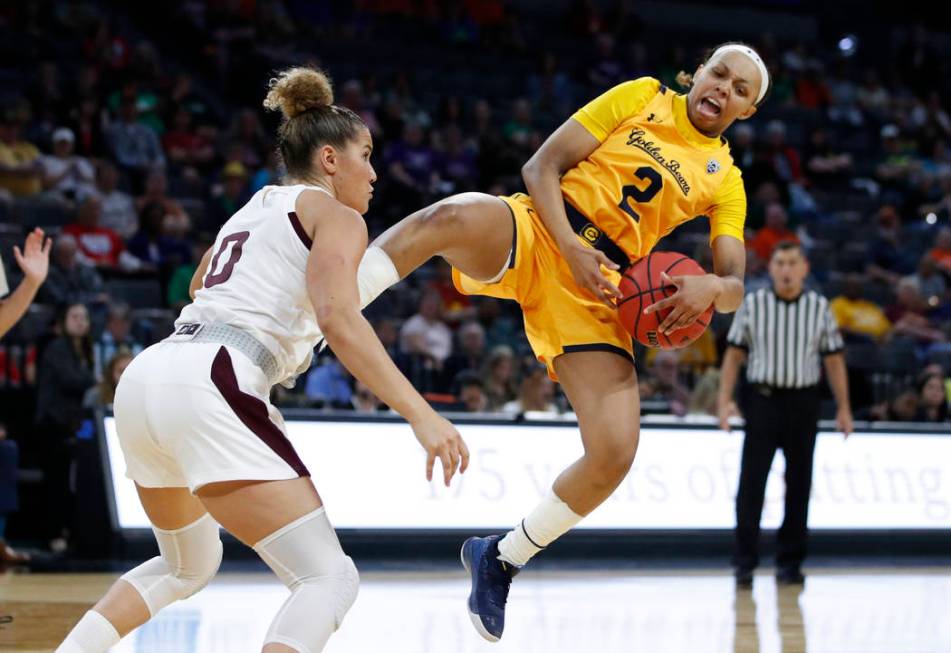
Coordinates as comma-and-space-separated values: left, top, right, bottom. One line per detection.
561, 240, 621, 307
411, 413, 470, 486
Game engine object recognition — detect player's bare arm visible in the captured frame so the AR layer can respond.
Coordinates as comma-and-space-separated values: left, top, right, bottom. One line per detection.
522, 120, 621, 306
306, 198, 469, 486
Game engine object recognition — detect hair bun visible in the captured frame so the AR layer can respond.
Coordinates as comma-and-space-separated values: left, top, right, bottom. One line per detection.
263, 66, 334, 119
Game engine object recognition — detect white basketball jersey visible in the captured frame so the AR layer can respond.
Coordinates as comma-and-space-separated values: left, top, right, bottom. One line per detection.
177, 184, 325, 383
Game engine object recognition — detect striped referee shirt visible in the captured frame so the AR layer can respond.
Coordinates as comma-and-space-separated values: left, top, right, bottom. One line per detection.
726, 288, 844, 388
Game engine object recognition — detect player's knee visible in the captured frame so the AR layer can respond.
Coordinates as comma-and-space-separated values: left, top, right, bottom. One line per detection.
254, 509, 360, 627
587, 429, 639, 482
419, 196, 467, 232
121, 513, 223, 615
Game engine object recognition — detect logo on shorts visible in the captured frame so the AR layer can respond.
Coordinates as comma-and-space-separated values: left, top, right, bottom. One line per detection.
175, 323, 203, 336
707, 158, 721, 174
581, 224, 601, 244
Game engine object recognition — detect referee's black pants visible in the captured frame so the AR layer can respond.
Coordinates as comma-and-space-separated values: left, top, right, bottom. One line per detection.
734, 385, 820, 572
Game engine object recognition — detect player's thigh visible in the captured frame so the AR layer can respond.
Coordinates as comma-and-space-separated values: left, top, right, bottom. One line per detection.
374, 192, 514, 281
196, 477, 323, 547
553, 350, 641, 461
136, 484, 208, 531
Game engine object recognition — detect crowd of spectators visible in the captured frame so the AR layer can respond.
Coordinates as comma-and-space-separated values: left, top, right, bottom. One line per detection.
1, 1, 950, 551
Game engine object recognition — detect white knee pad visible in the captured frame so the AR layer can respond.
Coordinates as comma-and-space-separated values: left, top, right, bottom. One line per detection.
120, 513, 223, 616
254, 507, 359, 653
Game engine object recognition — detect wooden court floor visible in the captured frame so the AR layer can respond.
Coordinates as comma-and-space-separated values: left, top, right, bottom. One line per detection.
3, 567, 950, 652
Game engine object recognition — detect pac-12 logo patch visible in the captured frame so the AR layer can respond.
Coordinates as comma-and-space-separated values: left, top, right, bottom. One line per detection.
706, 158, 721, 174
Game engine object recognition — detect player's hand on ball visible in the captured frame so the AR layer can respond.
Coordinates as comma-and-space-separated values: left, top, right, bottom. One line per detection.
411, 413, 470, 486
644, 271, 718, 335
562, 241, 621, 307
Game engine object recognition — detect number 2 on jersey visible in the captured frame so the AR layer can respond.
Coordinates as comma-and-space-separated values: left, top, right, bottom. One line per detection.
204, 231, 250, 288
618, 166, 663, 223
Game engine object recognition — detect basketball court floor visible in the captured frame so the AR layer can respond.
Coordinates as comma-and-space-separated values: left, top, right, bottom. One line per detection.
3, 566, 950, 652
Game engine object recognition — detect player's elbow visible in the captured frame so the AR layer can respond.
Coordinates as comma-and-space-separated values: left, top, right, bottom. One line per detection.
315, 303, 361, 341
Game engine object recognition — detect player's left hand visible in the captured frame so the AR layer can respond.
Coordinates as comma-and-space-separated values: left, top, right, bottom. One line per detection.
836, 406, 853, 439
643, 272, 718, 335
14, 227, 51, 287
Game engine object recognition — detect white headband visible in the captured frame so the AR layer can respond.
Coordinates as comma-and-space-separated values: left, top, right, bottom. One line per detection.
710, 44, 770, 104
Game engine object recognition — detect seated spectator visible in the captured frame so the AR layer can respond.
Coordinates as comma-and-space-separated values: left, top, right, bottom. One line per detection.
867, 205, 917, 286
442, 321, 487, 391
856, 69, 889, 122
587, 33, 626, 89
641, 350, 689, 416
166, 238, 211, 310
106, 97, 165, 190
749, 202, 799, 263
339, 79, 383, 139
38, 234, 107, 306
870, 388, 919, 422
93, 303, 144, 379
886, 278, 945, 345
386, 122, 439, 206
351, 379, 385, 413
249, 150, 281, 194
457, 371, 489, 413
928, 227, 951, 275
63, 196, 136, 270
874, 125, 915, 191
135, 168, 189, 227
39, 127, 96, 203
83, 349, 134, 408
0, 422, 28, 562
162, 107, 215, 172
687, 368, 721, 417
35, 302, 96, 551
482, 344, 517, 411
911, 255, 947, 306
915, 372, 949, 422
804, 128, 853, 191
400, 289, 453, 364
127, 201, 192, 273
428, 259, 475, 325
93, 161, 137, 239
206, 161, 251, 232
438, 125, 478, 193
762, 120, 802, 186
503, 364, 558, 416
222, 108, 269, 170
829, 274, 892, 342
304, 358, 352, 408
0, 109, 42, 201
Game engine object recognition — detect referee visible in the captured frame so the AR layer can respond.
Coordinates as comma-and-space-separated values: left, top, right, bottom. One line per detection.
718, 241, 853, 588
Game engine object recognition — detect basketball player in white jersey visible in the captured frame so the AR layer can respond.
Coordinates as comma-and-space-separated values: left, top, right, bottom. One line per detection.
56, 67, 469, 653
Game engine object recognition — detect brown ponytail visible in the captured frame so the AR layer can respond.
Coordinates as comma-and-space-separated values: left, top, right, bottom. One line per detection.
263, 66, 366, 179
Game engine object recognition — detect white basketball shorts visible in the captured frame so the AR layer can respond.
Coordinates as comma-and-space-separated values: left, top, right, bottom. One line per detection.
113, 341, 309, 492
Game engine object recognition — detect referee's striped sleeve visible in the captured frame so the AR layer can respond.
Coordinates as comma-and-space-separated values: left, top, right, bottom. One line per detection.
818, 297, 844, 355
726, 295, 751, 350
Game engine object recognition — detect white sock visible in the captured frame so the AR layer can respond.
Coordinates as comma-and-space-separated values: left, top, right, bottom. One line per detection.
497, 491, 583, 567
357, 246, 400, 309
55, 610, 120, 653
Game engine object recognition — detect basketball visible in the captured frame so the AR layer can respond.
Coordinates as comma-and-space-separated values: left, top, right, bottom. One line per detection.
618, 251, 714, 349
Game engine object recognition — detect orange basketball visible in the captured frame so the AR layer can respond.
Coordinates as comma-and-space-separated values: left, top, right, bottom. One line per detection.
618, 251, 713, 349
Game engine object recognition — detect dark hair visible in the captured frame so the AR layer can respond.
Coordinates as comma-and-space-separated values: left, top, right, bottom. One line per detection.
676, 41, 772, 108
456, 370, 483, 390
770, 240, 804, 260
263, 66, 366, 180
57, 302, 93, 366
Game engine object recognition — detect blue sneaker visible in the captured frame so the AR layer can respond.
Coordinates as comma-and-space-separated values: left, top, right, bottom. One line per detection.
460, 535, 519, 642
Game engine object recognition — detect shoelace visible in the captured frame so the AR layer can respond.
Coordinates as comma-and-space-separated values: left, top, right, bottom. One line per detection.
483, 556, 514, 610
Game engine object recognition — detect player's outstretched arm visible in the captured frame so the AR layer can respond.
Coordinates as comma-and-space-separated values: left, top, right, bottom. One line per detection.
306, 201, 469, 486
0, 228, 51, 339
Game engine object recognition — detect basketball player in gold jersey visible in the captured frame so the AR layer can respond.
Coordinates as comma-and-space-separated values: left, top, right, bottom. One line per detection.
357, 42, 769, 640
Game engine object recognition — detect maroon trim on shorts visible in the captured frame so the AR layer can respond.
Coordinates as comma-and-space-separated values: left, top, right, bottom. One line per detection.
210, 346, 310, 478
287, 211, 313, 250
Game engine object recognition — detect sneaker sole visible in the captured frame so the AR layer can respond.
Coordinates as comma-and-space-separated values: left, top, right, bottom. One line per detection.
460, 538, 501, 643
